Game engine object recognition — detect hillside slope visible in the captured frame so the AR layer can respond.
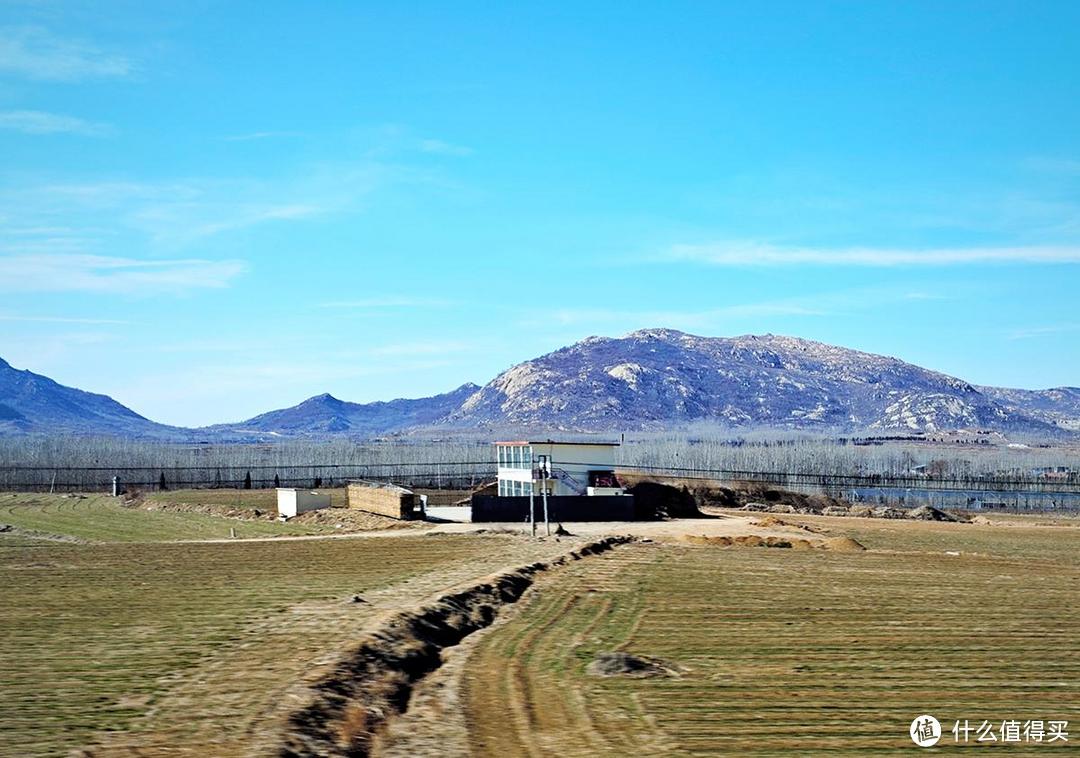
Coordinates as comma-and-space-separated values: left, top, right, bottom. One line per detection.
446, 329, 1063, 434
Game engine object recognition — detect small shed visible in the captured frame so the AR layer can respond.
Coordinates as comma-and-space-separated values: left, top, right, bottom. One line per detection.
347, 480, 418, 520
277, 488, 331, 518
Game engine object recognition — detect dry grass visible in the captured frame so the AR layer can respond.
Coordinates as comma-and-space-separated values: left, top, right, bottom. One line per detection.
462, 518, 1080, 755
0, 532, 536, 757
0, 492, 337, 541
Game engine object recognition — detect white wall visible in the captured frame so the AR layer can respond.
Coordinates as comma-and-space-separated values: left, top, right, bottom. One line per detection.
277, 488, 331, 518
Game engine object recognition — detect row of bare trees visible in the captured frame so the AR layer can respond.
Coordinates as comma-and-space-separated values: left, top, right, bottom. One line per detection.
0, 431, 1076, 492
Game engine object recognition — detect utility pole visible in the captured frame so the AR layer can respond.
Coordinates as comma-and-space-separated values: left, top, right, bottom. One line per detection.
538, 454, 551, 536
529, 452, 537, 538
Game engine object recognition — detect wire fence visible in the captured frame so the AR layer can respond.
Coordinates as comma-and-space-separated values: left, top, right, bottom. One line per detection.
0, 461, 496, 493
610, 463, 1080, 493
2, 458, 1078, 508
611, 464, 1080, 512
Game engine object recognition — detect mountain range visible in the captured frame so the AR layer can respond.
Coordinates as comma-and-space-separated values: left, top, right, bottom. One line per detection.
2, 330, 1078, 440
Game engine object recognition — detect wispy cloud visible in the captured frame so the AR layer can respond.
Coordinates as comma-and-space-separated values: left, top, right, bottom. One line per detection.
321, 296, 458, 309
663, 242, 1080, 267
0, 109, 111, 136
0, 314, 128, 324
138, 202, 324, 242
223, 131, 301, 142
0, 159, 412, 254
370, 340, 472, 357
516, 285, 955, 335
0, 254, 247, 293
0, 26, 132, 81
1005, 323, 1080, 340
418, 138, 474, 157
1021, 156, 1080, 176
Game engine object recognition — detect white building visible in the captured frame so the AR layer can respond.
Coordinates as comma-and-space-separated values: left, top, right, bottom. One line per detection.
495, 440, 626, 497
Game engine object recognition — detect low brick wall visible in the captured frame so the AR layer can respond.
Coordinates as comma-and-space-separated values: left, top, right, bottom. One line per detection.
347, 481, 417, 520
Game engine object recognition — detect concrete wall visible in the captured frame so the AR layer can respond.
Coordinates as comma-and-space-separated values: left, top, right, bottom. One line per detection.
277, 489, 331, 518
347, 481, 417, 520
471, 494, 635, 522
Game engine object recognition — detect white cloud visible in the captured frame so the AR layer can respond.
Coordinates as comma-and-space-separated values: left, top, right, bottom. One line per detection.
0, 109, 111, 136
0, 254, 247, 293
0, 26, 131, 81
418, 138, 474, 157
664, 242, 1080, 267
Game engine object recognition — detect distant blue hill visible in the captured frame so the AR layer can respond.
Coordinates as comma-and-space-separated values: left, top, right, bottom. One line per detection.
0, 356, 188, 440
203, 383, 482, 439
1, 330, 1078, 440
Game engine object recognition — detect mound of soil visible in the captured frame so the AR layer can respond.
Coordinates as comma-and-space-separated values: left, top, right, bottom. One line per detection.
690, 485, 740, 509
871, 507, 907, 519
454, 481, 497, 505
755, 516, 824, 534
626, 481, 703, 520
587, 651, 678, 678
753, 515, 785, 528
291, 508, 422, 531
678, 534, 733, 546
907, 505, 968, 523
679, 533, 815, 550
822, 536, 866, 552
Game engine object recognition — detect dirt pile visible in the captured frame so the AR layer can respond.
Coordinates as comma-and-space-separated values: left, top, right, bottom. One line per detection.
144, 500, 274, 520
754, 516, 823, 533
626, 481, 703, 519
291, 508, 421, 531
677, 534, 816, 550
907, 505, 969, 522
277, 536, 635, 758
587, 651, 679, 679
678, 533, 867, 551
822, 536, 867, 552
730, 484, 841, 514
454, 481, 496, 505
742, 499, 966, 523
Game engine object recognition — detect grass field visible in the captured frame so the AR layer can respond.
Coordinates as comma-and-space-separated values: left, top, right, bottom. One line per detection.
0, 529, 558, 757
462, 518, 1080, 755
0, 492, 338, 541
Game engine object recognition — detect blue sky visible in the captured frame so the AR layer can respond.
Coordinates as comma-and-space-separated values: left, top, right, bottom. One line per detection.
1, 1, 1078, 426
